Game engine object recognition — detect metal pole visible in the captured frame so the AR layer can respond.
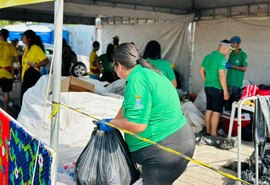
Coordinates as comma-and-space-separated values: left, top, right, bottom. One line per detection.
50, 0, 63, 184
237, 100, 243, 185
95, 17, 102, 54
237, 96, 257, 185
255, 143, 259, 185
188, 21, 196, 93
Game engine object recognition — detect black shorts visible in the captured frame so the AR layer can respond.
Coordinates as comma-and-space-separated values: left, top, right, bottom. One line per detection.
205, 86, 224, 113
0, 78, 13, 92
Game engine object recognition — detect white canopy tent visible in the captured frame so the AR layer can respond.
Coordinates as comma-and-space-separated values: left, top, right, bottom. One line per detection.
2, 1, 270, 185
2, 1, 270, 92
102, 15, 193, 91
191, 18, 270, 93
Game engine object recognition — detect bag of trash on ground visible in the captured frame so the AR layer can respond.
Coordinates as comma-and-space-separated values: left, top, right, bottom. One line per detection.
75, 128, 139, 185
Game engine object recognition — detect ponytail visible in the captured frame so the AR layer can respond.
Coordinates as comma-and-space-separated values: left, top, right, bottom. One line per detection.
113, 42, 161, 74
35, 35, 45, 52
23, 30, 44, 52
136, 58, 161, 74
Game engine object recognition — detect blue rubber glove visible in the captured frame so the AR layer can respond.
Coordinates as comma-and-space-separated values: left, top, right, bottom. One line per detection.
226, 63, 231, 69
96, 118, 114, 132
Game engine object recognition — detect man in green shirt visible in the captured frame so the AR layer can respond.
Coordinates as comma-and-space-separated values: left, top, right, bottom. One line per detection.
225, 36, 248, 110
199, 39, 233, 136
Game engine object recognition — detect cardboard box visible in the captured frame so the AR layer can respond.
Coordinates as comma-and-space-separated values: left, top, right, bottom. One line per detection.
61, 76, 94, 92
222, 112, 251, 136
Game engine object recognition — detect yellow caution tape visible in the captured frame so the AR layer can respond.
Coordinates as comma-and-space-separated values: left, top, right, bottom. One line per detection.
50, 101, 251, 185
49, 103, 60, 119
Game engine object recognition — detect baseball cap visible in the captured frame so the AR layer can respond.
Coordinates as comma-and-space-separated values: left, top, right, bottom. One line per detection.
113, 35, 119, 40
220, 39, 235, 50
230, 36, 241, 43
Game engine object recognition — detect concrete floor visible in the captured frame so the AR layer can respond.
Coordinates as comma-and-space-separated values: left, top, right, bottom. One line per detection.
174, 141, 255, 185
0, 80, 21, 119
1, 81, 261, 185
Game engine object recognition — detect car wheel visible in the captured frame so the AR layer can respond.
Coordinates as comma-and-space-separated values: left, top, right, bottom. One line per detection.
71, 62, 87, 77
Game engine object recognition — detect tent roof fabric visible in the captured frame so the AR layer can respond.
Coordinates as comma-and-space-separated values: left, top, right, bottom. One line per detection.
1, 0, 270, 24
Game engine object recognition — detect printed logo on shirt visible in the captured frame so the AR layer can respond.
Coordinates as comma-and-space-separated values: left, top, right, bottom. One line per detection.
222, 60, 226, 66
134, 95, 144, 109
235, 59, 240, 64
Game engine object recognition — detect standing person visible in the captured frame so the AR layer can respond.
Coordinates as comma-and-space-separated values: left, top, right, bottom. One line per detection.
0, 29, 19, 111
96, 44, 117, 83
113, 35, 119, 48
199, 40, 233, 137
62, 38, 77, 76
89, 41, 100, 79
21, 30, 49, 103
143, 40, 177, 87
96, 43, 195, 185
225, 36, 248, 110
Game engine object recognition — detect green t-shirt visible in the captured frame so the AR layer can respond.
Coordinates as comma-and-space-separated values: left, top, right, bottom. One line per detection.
123, 65, 186, 152
147, 58, 176, 81
227, 49, 248, 88
98, 54, 113, 73
201, 50, 226, 90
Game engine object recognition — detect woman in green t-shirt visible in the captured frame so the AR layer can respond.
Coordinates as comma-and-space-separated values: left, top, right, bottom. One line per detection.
96, 44, 118, 83
97, 43, 195, 185
143, 40, 177, 87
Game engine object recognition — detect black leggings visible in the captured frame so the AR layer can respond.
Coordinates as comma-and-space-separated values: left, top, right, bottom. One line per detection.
21, 67, 41, 104
131, 123, 195, 185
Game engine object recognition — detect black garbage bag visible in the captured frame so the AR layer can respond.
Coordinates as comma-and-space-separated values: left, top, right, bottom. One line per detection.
75, 128, 139, 185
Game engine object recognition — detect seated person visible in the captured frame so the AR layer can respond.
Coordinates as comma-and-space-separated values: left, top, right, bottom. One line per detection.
96, 44, 118, 83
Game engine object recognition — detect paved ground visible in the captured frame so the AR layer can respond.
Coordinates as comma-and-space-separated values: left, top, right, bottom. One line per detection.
0, 81, 21, 119
174, 140, 254, 185
1, 81, 262, 185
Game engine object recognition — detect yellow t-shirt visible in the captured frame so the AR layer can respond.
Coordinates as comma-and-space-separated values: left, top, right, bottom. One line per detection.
89, 50, 99, 76
21, 45, 47, 81
0, 41, 18, 79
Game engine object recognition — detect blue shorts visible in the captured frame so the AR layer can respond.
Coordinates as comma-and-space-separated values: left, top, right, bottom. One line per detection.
89, 74, 99, 80
205, 87, 224, 113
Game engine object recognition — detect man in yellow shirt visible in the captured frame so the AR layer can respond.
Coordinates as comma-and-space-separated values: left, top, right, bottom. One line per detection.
0, 29, 18, 111
89, 41, 100, 79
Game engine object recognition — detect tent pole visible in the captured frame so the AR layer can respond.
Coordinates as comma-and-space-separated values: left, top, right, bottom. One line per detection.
188, 21, 196, 93
95, 17, 102, 54
50, 0, 63, 184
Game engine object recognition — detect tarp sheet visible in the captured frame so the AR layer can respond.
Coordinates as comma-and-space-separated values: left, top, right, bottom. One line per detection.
0, 0, 52, 9
102, 16, 193, 90
191, 19, 270, 94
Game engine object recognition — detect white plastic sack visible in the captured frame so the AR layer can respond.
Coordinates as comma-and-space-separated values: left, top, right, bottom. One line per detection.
181, 101, 204, 119
105, 79, 126, 96
194, 88, 206, 114
79, 77, 124, 99
182, 101, 205, 133
17, 75, 123, 165
184, 111, 204, 133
